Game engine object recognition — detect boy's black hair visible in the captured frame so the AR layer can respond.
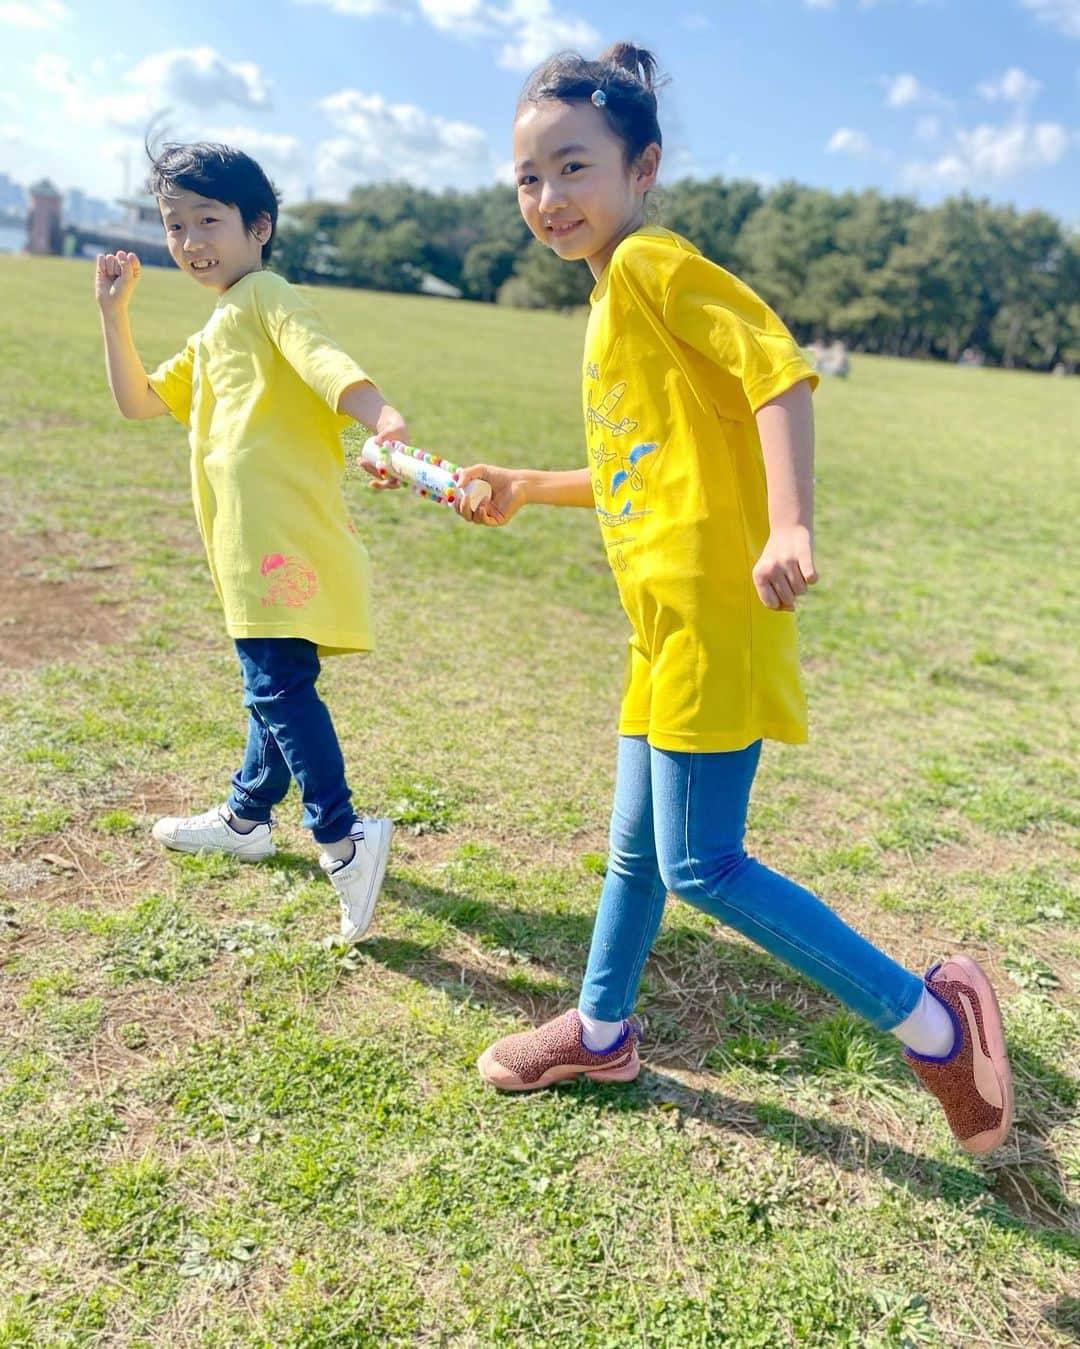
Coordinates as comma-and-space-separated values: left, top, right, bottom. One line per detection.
518, 42, 664, 166
148, 142, 280, 261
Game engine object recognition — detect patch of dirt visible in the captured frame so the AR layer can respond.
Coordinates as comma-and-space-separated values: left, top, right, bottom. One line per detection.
0, 530, 130, 668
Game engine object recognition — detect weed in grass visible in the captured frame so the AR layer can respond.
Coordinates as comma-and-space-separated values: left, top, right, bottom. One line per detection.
156, 1021, 416, 1140
20, 972, 105, 1049
91, 808, 138, 835
79, 1154, 183, 1267
1004, 952, 1062, 992
799, 1010, 905, 1102
101, 894, 217, 984
387, 776, 459, 834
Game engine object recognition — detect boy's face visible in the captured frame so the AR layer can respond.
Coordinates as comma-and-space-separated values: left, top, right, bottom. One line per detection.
513, 100, 659, 280
158, 188, 270, 292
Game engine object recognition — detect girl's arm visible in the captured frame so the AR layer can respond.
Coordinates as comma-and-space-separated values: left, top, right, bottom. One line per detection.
456, 465, 593, 526
95, 253, 168, 420
752, 379, 818, 611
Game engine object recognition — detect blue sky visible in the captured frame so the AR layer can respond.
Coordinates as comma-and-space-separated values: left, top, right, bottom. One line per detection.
3, 0, 1078, 223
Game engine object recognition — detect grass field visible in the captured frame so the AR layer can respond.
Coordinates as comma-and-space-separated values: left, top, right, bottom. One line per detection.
0, 252, 1077, 1347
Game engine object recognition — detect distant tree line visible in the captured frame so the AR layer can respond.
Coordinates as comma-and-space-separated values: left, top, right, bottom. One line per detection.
273, 179, 1080, 372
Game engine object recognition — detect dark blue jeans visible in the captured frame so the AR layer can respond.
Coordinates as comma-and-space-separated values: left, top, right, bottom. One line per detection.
579, 736, 924, 1031
225, 638, 357, 845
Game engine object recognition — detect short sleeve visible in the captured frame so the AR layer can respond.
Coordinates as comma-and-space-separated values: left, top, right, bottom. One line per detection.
252, 273, 370, 412
662, 254, 818, 412
148, 340, 196, 425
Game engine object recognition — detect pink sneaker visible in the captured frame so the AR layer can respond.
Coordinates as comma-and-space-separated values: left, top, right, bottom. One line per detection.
905, 955, 1014, 1155
478, 1010, 642, 1092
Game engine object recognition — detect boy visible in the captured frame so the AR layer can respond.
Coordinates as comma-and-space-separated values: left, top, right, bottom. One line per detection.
95, 142, 402, 942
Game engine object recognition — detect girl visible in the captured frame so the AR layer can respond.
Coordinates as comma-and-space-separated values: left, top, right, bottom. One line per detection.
458, 45, 1013, 1154
96, 142, 400, 943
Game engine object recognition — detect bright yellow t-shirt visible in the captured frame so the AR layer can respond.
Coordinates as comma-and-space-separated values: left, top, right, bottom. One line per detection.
149, 269, 373, 655
583, 226, 819, 752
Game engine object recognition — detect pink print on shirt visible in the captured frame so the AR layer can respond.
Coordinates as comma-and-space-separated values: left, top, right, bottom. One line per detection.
260, 553, 318, 608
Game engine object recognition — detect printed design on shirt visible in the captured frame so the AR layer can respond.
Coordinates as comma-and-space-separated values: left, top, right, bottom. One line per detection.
586, 381, 638, 437
586, 378, 659, 550
259, 553, 318, 609
610, 442, 658, 496
605, 539, 628, 572
596, 501, 648, 528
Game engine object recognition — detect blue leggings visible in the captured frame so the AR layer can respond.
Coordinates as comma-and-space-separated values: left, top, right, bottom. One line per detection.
579, 737, 923, 1031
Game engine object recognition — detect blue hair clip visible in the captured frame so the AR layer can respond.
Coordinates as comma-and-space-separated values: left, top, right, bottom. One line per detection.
590, 88, 607, 108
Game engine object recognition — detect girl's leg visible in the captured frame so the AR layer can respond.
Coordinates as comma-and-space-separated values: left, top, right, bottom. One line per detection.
578, 735, 669, 1022
650, 742, 923, 1031
229, 638, 356, 845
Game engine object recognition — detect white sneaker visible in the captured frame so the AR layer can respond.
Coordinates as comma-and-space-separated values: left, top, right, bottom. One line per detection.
151, 804, 275, 861
320, 817, 393, 942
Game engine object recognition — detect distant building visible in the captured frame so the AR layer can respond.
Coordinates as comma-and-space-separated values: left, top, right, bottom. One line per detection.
27, 178, 62, 255
0, 171, 26, 213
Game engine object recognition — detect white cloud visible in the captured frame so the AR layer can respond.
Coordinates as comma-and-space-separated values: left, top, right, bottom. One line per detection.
916, 115, 940, 141
1020, 0, 1080, 38
0, 0, 68, 27
294, 0, 597, 70
885, 72, 924, 107
827, 127, 871, 154
495, 1, 598, 70
315, 89, 491, 192
124, 48, 271, 113
977, 67, 1041, 102
903, 120, 1071, 187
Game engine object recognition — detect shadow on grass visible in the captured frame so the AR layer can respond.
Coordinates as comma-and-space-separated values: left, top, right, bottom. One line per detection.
365, 871, 1080, 1252
1043, 1296, 1080, 1343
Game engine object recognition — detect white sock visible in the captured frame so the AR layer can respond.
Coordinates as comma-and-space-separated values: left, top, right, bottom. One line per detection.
578, 1010, 624, 1052
891, 986, 956, 1058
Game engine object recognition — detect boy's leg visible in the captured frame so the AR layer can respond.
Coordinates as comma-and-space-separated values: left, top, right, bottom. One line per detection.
150, 645, 288, 860
652, 742, 1012, 1153
227, 708, 292, 828
477, 736, 662, 1089
232, 637, 392, 942
232, 637, 356, 843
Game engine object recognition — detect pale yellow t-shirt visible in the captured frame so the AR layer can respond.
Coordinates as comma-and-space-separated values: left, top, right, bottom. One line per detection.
583, 226, 819, 752
149, 269, 373, 655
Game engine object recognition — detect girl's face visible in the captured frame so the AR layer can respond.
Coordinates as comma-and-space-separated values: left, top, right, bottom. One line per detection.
513, 99, 660, 280
158, 188, 270, 293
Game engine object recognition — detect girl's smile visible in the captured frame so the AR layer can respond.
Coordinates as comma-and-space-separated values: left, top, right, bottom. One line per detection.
513, 100, 660, 279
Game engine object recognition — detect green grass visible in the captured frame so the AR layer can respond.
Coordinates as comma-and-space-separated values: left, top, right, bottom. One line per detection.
0, 254, 1077, 1346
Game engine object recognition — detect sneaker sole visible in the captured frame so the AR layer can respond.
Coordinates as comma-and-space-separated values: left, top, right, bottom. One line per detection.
945, 954, 1014, 1155
476, 1045, 640, 1091
340, 822, 393, 943
152, 833, 275, 862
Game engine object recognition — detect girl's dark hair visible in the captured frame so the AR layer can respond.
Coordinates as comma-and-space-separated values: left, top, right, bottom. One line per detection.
148, 142, 280, 261
518, 42, 663, 165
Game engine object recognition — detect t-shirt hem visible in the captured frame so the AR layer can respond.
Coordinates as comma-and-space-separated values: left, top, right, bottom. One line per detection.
225, 622, 373, 653
746, 360, 819, 413
618, 721, 809, 752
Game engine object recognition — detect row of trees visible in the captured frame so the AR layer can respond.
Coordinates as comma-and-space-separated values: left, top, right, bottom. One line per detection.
273, 179, 1080, 372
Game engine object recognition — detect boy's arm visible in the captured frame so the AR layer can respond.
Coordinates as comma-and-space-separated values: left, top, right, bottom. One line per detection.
337, 380, 407, 445
456, 465, 593, 526
751, 379, 818, 611
95, 252, 168, 420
